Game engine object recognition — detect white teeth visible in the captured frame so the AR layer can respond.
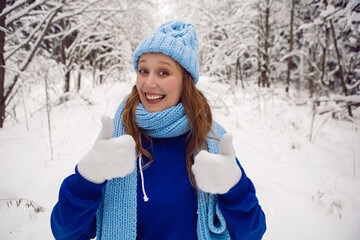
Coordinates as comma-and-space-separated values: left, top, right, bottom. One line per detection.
146, 94, 165, 100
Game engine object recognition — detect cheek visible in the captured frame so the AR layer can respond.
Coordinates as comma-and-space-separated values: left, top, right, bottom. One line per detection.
136, 77, 143, 92
163, 81, 181, 94
165, 80, 182, 102
174, 78, 183, 96
175, 82, 183, 98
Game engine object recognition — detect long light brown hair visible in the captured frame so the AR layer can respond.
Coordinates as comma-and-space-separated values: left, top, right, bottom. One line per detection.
122, 66, 213, 188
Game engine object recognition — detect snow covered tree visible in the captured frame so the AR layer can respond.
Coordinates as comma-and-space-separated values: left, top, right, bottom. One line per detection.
1, 0, 358, 127
52, 0, 157, 91
0, 0, 158, 127
167, 0, 259, 86
256, 0, 271, 87
255, 0, 285, 88
1, 0, 63, 128
287, 0, 360, 116
325, 0, 360, 116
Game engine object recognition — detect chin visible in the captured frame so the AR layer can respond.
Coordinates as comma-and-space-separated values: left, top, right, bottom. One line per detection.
144, 106, 165, 113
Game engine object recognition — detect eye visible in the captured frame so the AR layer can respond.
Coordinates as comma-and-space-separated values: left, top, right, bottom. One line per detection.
159, 70, 169, 76
139, 68, 149, 74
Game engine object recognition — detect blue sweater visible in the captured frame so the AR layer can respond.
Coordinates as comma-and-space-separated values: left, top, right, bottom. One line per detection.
51, 133, 266, 240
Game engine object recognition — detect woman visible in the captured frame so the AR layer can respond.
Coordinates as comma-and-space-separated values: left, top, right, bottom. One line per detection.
51, 20, 266, 240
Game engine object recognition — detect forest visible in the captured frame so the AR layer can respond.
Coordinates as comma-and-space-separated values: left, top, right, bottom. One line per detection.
0, 0, 359, 128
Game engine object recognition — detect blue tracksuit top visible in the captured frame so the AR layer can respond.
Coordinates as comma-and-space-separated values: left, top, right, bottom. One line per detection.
51, 132, 266, 240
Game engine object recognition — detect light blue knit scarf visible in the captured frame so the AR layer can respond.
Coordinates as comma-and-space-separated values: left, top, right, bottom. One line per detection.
96, 97, 230, 239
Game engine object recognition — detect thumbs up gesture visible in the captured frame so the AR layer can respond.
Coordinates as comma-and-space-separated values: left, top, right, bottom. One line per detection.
77, 116, 136, 184
192, 133, 242, 194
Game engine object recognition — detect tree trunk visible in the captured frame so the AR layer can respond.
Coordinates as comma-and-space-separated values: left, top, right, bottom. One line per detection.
60, 0, 71, 92
99, 62, 104, 84
286, 0, 295, 93
323, 0, 352, 116
257, 19, 262, 87
261, 0, 270, 88
0, 0, 5, 127
77, 65, 83, 92
61, 26, 71, 92
236, 57, 244, 88
329, 19, 352, 117
235, 58, 239, 86
320, 22, 330, 87
308, 47, 315, 98
64, 69, 70, 92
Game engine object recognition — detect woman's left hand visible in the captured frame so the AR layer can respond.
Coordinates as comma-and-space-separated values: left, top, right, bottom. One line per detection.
192, 133, 242, 194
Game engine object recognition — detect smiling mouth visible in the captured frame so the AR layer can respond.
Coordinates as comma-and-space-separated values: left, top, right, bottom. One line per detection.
145, 93, 165, 102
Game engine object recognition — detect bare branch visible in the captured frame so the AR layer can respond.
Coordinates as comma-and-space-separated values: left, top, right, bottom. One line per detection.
0, 198, 45, 213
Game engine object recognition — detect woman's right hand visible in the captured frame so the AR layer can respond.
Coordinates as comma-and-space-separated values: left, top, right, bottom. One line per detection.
77, 116, 136, 184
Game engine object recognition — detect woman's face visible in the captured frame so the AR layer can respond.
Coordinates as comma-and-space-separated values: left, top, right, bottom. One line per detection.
136, 53, 183, 112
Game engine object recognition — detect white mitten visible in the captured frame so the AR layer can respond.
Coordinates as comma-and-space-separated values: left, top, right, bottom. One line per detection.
77, 116, 136, 184
192, 133, 242, 194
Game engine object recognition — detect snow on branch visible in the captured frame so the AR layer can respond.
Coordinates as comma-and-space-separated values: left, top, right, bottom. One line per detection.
0, 26, 9, 34
316, 95, 360, 116
318, 94, 360, 104
346, 0, 360, 25
280, 51, 300, 62
320, 5, 336, 19
346, 79, 360, 91
0, 0, 33, 18
4, 0, 48, 27
95, 52, 123, 63
4, 6, 56, 60
295, 22, 315, 34
51, 0, 100, 24
67, 7, 133, 13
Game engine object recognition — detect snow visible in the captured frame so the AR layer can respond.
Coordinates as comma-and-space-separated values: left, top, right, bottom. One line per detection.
346, 0, 360, 25
320, 5, 336, 19
1, 75, 360, 240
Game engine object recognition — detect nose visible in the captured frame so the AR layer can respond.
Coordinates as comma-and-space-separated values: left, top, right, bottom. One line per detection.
144, 73, 157, 89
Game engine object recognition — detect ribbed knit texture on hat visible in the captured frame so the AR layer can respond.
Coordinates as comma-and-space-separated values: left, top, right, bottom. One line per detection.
95, 97, 230, 239
133, 20, 200, 84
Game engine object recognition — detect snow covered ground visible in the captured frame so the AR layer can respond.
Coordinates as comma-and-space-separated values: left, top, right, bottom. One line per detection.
0, 75, 360, 239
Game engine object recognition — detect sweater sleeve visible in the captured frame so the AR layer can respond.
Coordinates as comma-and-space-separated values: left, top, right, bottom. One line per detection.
218, 159, 266, 240
51, 166, 106, 240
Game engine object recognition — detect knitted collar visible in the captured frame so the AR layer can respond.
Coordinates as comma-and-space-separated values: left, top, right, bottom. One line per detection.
96, 97, 230, 239
136, 102, 190, 138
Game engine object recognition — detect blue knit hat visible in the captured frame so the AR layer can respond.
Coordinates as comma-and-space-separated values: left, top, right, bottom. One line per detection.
133, 20, 199, 84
